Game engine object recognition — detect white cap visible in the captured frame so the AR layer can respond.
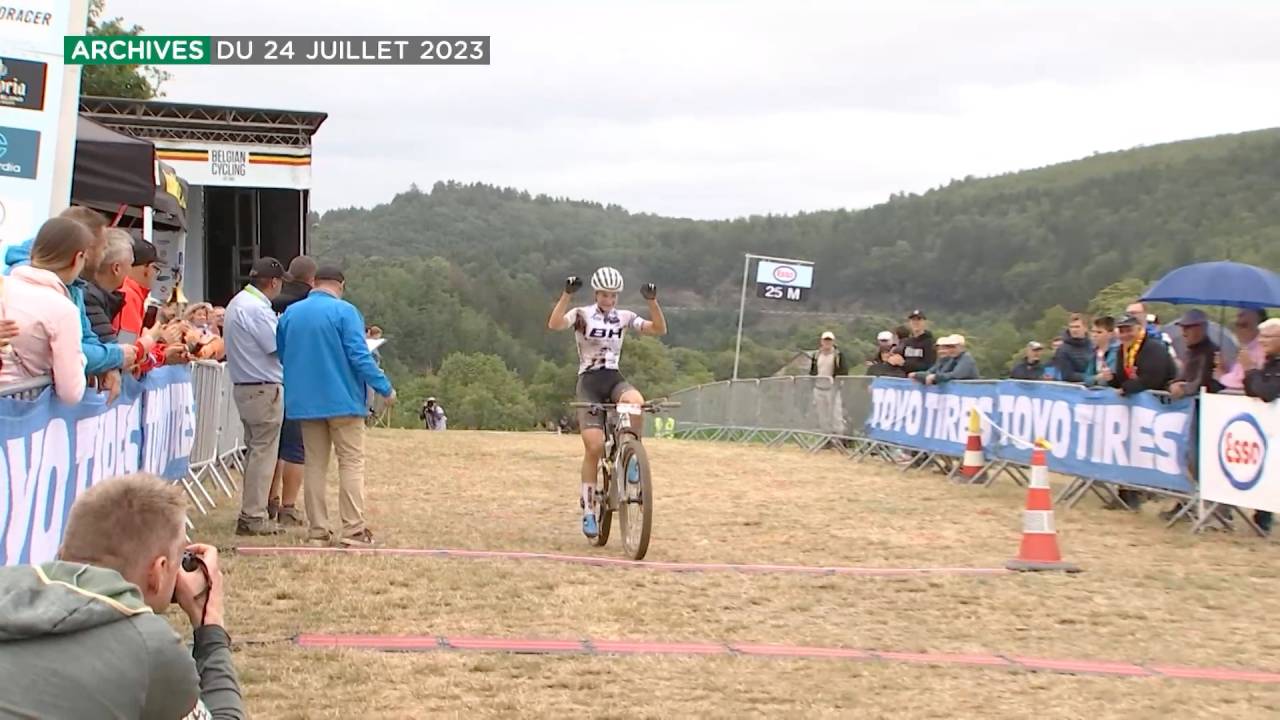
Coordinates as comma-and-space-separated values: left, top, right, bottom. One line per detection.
821, 331, 836, 341
937, 334, 960, 346
876, 331, 894, 342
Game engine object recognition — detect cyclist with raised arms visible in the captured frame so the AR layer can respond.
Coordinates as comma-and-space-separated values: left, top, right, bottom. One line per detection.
547, 267, 667, 538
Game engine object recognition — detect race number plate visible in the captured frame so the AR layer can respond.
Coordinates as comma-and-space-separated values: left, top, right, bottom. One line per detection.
616, 403, 643, 416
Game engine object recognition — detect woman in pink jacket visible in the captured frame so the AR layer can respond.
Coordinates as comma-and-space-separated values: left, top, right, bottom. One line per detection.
0, 217, 92, 404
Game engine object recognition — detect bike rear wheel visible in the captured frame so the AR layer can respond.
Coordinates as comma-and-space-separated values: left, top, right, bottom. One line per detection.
591, 460, 613, 547
616, 436, 653, 560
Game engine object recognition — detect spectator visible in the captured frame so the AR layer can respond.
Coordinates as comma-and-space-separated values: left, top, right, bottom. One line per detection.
224, 258, 288, 536
1126, 301, 1179, 365
1159, 309, 1223, 522
1217, 308, 1268, 391
211, 306, 226, 336
912, 335, 978, 385
1242, 318, 1280, 534
186, 302, 213, 328
8, 208, 137, 400
808, 330, 847, 438
809, 330, 848, 377
1168, 309, 1221, 400
1107, 313, 1177, 510
271, 255, 318, 313
1009, 341, 1049, 380
421, 397, 447, 430
935, 335, 979, 383
278, 265, 395, 548
1053, 313, 1093, 383
267, 255, 317, 525
1084, 316, 1121, 387
113, 237, 160, 343
896, 309, 936, 375
1109, 314, 1177, 396
0, 473, 244, 719
82, 229, 133, 343
866, 330, 907, 377
0, 217, 92, 403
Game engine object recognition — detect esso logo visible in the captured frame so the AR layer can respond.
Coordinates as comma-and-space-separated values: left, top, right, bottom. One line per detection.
1218, 414, 1268, 491
773, 265, 797, 283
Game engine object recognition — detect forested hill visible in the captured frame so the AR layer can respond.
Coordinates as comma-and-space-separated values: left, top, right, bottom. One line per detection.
311, 128, 1280, 428
315, 127, 1280, 320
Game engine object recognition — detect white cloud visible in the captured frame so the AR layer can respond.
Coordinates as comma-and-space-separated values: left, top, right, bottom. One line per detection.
106, 0, 1280, 218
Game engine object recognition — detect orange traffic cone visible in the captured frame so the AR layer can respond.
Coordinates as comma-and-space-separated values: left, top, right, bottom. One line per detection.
960, 408, 985, 480
1007, 440, 1081, 573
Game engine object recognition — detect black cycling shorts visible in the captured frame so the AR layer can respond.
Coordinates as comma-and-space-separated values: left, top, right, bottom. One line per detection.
575, 369, 634, 430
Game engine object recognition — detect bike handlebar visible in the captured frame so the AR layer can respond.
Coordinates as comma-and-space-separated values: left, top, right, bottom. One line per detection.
568, 400, 682, 412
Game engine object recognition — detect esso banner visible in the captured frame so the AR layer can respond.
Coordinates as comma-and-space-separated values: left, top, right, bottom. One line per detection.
1199, 393, 1279, 512
755, 260, 813, 289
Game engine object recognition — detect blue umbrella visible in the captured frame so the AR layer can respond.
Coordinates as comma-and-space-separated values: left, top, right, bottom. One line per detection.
1141, 261, 1280, 309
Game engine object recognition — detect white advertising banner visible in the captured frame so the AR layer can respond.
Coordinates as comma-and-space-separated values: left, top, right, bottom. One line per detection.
0, 0, 88, 250
755, 259, 814, 289
1199, 393, 1280, 513
155, 140, 312, 189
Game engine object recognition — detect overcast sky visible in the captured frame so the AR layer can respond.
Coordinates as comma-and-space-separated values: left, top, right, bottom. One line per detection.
109, 0, 1280, 219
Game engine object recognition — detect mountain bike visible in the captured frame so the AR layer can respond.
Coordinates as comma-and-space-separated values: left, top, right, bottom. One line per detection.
569, 400, 679, 560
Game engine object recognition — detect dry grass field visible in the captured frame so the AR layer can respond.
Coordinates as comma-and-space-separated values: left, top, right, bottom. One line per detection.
188, 429, 1280, 718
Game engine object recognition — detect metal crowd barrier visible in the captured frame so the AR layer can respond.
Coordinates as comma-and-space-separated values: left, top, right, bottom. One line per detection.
0, 376, 52, 401
187, 361, 244, 516
658, 376, 878, 453
656, 376, 1253, 536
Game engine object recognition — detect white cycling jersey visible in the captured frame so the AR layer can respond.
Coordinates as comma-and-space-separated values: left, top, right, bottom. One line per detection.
563, 304, 646, 375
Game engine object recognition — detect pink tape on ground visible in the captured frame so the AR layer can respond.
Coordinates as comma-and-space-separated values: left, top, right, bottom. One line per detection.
292, 634, 1280, 684
237, 545, 1008, 577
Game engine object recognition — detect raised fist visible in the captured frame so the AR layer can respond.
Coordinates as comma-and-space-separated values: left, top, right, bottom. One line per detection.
565, 276, 583, 295
641, 283, 657, 300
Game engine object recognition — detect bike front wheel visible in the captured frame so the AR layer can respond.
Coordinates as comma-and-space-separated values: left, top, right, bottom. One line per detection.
616, 436, 653, 560
591, 460, 613, 547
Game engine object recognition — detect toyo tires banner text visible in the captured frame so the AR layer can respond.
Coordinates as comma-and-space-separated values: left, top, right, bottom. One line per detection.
0, 365, 194, 566
865, 378, 1194, 494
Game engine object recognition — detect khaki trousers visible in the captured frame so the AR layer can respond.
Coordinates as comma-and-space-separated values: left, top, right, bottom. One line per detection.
301, 417, 367, 538
232, 384, 284, 522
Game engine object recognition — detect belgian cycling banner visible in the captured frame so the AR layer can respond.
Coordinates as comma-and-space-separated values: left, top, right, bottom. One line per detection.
866, 378, 1195, 494
0, 365, 194, 566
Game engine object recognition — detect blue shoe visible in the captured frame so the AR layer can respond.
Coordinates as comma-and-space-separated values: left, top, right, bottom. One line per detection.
582, 512, 599, 538
625, 458, 641, 485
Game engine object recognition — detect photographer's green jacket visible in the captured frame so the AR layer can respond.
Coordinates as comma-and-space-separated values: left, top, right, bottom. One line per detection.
0, 561, 244, 719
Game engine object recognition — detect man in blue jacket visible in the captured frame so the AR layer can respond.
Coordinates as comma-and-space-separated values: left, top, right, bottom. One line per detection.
277, 266, 395, 548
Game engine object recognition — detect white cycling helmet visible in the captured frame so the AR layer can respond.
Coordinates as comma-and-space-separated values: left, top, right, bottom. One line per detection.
590, 266, 624, 293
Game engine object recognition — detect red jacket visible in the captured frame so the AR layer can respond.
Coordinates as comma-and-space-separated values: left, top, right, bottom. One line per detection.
114, 276, 149, 337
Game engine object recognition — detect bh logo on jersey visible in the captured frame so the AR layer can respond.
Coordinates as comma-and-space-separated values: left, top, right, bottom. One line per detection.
589, 327, 623, 339
1218, 413, 1267, 491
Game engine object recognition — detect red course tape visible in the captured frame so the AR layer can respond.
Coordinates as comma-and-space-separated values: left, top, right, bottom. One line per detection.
293, 633, 1280, 684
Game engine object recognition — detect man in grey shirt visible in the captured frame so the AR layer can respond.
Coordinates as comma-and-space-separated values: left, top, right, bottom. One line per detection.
224, 257, 287, 535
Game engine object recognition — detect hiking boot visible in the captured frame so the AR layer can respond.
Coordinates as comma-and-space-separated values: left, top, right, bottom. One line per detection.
340, 529, 379, 548
307, 529, 335, 546
267, 498, 281, 521
276, 505, 305, 527
236, 518, 284, 536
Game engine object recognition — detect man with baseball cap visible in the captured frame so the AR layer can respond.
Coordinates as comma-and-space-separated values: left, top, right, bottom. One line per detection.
896, 309, 936, 376
866, 330, 906, 378
224, 257, 288, 536
1010, 341, 1049, 380
809, 331, 848, 378
1168, 309, 1222, 400
112, 237, 160, 342
278, 264, 396, 548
